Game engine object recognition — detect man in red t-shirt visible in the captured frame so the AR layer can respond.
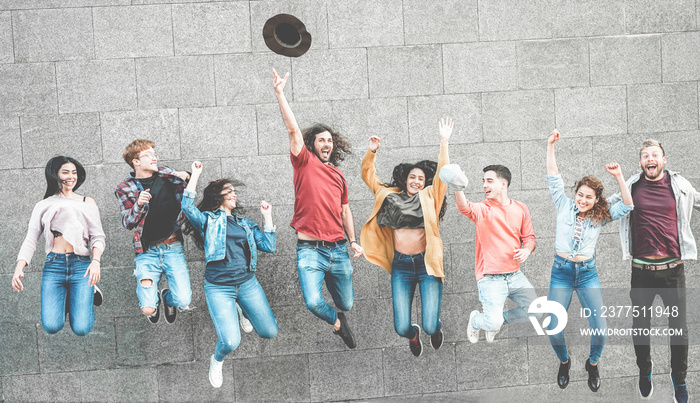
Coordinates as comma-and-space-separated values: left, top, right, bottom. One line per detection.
272, 68, 364, 349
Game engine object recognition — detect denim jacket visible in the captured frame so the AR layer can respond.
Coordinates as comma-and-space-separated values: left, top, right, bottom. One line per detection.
181, 189, 276, 269
608, 170, 700, 260
548, 174, 634, 258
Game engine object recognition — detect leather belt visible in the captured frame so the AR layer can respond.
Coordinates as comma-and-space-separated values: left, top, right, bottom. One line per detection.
297, 239, 346, 247
156, 236, 179, 246
632, 260, 683, 271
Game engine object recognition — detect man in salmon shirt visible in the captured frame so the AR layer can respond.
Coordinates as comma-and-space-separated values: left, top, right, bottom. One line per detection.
272, 68, 364, 349
443, 164, 539, 344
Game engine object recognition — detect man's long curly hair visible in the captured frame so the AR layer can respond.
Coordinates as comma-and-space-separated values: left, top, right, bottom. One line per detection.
182, 179, 245, 251
383, 160, 447, 221
302, 124, 351, 166
574, 176, 611, 225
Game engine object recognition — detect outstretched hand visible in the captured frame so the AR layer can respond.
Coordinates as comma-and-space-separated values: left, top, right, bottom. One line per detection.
605, 162, 623, 177
548, 129, 560, 145
272, 68, 289, 94
439, 117, 454, 142
368, 136, 381, 153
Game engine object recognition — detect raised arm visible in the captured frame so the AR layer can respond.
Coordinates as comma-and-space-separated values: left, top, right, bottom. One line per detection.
184, 161, 202, 194
273, 68, 304, 156
431, 117, 453, 206
181, 161, 207, 234
252, 201, 276, 254
361, 136, 384, 193
546, 129, 560, 176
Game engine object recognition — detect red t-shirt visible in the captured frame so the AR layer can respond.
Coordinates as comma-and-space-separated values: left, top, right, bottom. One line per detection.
290, 146, 349, 242
631, 172, 681, 258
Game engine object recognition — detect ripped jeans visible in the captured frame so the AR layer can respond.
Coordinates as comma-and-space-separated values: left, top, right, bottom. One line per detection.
133, 241, 191, 312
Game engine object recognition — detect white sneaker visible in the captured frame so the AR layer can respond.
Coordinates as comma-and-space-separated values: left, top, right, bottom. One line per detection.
208, 354, 223, 388
467, 310, 480, 343
486, 327, 500, 343
238, 305, 253, 334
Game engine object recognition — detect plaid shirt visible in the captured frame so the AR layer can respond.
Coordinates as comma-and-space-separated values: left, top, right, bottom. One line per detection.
115, 166, 188, 254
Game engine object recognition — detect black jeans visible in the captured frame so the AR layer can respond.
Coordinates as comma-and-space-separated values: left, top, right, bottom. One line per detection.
629, 263, 688, 384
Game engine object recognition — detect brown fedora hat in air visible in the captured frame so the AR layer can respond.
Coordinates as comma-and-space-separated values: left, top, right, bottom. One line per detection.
263, 14, 312, 57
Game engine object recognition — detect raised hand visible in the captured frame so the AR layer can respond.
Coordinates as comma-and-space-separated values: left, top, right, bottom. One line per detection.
439, 117, 454, 143
260, 200, 272, 217
272, 68, 289, 94
191, 161, 203, 177
368, 136, 381, 153
548, 129, 560, 145
605, 162, 623, 177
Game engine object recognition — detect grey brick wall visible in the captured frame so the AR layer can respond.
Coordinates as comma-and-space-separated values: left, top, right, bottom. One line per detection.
1, 1, 700, 402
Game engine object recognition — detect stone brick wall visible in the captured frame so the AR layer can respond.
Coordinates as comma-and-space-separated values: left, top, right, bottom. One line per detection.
1, 1, 700, 402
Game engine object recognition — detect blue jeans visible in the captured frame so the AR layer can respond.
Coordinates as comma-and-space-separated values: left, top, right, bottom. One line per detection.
205, 276, 278, 361
548, 255, 606, 364
41, 252, 94, 336
134, 241, 191, 311
296, 243, 354, 325
472, 270, 539, 332
392, 252, 443, 338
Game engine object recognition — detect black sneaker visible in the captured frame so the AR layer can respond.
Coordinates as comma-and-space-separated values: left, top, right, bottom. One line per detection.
585, 358, 601, 392
430, 328, 444, 350
334, 312, 356, 349
639, 361, 653, 399
93, 285, 103, 307
671, 372, 688, 403
147, 291, 161, 324
557, 359, 571, 389
409, 324, 423, 357
161, 289, 177, 324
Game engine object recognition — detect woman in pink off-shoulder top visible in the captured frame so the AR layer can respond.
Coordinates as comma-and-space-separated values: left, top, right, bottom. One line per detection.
12, 156, 106, 336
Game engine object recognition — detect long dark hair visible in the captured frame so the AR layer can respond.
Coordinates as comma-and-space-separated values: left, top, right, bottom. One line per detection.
384, 160, 447, 221
302, 124, 352, 167
43, 156, 86, 199
183, 179, 245, 250
574, 176, 611, 225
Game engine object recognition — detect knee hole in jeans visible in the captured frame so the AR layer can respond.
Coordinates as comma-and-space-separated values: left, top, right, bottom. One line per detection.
140, 279, 153, 288
141, 306, 156, 316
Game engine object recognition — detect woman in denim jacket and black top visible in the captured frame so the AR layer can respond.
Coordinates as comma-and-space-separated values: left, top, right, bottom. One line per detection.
181, 161, 277, 389
360, 117, 452, 358
546, 130, 633, 392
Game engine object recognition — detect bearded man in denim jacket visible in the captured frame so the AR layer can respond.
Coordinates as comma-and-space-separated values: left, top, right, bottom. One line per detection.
608, 139, 700, 403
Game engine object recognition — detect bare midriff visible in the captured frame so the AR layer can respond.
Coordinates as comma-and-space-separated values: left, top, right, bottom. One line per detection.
556, 252, 591, 262
394, 228, 426, 255
51, 236, 75, 254
297, 232, 326, 241
641, 254, 670, 260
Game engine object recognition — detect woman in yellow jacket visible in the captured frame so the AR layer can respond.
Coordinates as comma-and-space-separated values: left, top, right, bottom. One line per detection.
360, 117, 453, 357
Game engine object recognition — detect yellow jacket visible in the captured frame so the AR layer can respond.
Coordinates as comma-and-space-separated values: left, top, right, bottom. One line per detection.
360, 143, 449, 279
